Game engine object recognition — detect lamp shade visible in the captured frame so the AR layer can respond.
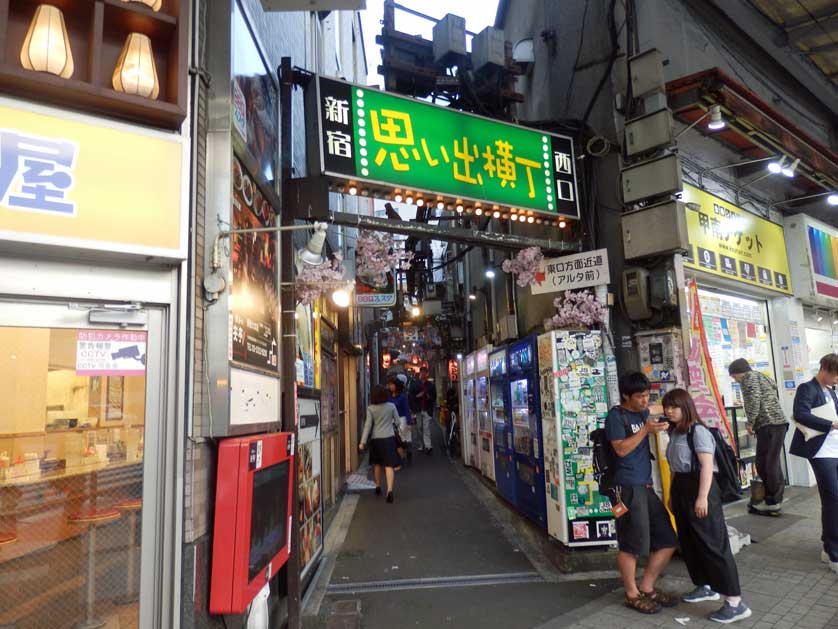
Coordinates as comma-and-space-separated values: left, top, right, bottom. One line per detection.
120, 0, 163, 10
20, 5, 74, 79
112, 33, 159, 99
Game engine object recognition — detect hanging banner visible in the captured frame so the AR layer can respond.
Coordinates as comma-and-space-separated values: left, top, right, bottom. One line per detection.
355, 270, 397, 307
687, 281, 737, 451
681, 184, 791, 295
531, 249, 610, 295
311, 76, 580, 219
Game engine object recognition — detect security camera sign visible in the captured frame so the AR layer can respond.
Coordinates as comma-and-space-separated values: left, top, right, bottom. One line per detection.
76, 331, 147, 376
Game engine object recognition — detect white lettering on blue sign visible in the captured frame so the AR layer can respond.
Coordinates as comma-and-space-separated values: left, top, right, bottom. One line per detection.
0, 130, 78, 216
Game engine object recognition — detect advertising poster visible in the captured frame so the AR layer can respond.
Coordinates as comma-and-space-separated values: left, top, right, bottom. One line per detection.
296, 303, 315, 388
355, 270, 397, 307
298, 398, 323, 578
232, 2, 278, 183
231, 155, 278, 371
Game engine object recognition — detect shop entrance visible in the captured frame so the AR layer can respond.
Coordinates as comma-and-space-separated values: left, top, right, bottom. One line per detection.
0, 299, 170, 629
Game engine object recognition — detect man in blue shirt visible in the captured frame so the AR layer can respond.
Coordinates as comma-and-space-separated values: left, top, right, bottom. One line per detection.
606, 372, 679, 614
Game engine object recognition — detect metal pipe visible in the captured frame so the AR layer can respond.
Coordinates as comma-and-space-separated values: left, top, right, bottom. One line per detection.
698, 155, 777, 189
673, 110, 709, 140
210, 222, 327, 272
768, 189, 835, 211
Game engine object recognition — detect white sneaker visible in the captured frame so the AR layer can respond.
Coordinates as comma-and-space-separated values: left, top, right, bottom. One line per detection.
822, 550, 830, 564
831, 561, 838, 575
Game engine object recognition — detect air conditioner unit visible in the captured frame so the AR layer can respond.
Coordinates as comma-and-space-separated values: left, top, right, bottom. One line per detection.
497, 314, 518, 342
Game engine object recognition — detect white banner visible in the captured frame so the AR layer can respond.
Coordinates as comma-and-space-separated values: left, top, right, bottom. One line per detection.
531, 248, 610, 295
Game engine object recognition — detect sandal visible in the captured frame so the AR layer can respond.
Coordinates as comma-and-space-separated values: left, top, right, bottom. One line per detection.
641, 588, 678, 608
624, 593, 662, 614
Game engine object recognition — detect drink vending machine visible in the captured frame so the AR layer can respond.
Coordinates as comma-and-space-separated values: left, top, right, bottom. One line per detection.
538, 330, 616, 547
490, 346, 515, 502
476, 345, 494, 482
462, 352, 478, 468
508, 335, 547, 528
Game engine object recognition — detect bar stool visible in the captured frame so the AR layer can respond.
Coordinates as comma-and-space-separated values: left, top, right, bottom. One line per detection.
68, 509, 121, 629
113, 499, 141, 605
0, 533, 17, 629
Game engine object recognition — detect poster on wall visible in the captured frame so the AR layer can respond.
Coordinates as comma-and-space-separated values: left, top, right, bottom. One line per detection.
296, 303, 315, 388
232, 1, 278, 183
231, 155, 278, 371
298, 397, 323, 578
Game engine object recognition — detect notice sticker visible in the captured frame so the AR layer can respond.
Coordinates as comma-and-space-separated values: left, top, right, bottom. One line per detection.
76, 331, 147, 376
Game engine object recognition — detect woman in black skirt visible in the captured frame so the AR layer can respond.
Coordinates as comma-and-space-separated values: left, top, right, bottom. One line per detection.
662, 388, 752, 624
359, 384, 403, 503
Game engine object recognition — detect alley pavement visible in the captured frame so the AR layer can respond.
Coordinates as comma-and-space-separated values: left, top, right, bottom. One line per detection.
311, 422, 838, 629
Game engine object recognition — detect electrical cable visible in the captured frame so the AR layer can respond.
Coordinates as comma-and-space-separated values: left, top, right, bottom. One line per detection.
563, 0, 590, 117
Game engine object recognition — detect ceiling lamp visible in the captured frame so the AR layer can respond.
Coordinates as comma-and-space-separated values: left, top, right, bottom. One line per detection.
20, 5, 74, 79
121, 0, 162, 9
113, 33, 159, 99
828, 194, 838, 206
707, 104, 725, 131
781, 158, 799, 178
767, 156, 787, 175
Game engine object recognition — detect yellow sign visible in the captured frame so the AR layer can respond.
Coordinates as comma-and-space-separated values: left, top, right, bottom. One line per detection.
681, 183, 791, 294
0, 101, 184, 257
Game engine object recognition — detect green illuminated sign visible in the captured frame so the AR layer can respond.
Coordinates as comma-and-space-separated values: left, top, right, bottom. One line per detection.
315, 77, 579, 219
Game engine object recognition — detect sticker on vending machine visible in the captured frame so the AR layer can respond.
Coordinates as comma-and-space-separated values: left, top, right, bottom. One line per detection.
572, 522, 590, 540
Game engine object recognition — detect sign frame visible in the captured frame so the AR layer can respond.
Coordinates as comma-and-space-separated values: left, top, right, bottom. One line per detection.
308, 76, 580, 221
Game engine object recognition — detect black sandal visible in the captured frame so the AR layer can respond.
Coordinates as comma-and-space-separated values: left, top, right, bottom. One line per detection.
624, 593, 661, 614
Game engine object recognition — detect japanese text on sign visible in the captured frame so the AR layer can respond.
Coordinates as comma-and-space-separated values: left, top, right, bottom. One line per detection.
531, 248, 610, 295
0, 130, 78, 216
76, 331, 147, 376
315, 77, 579, 218
681, 184, 791, 294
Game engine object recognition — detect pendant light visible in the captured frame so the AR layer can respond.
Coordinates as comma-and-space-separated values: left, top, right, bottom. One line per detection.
120, 0, 163, 10
20, 5, 74, 79
112, 33, 159, 99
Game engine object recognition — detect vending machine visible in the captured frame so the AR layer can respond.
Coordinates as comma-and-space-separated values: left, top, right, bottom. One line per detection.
538, 330, 616, 547
476, 345, 494, 482
508, 335, 547, 528
636, 327, 686, 506
490, 347, 513, 498
462, 352, 478, 469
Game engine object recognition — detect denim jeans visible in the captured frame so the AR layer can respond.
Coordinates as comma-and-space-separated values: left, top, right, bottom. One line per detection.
810, 457, 838, 562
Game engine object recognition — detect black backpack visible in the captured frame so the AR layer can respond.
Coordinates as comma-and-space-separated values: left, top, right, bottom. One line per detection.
592, 407, 630, 496
687, 424, 744, 503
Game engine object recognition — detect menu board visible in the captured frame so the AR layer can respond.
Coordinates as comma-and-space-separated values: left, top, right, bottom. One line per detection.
231, 155, 278, 371
540, 330, 615, 546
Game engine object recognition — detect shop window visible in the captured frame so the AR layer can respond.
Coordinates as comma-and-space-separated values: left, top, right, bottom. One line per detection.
0, 326, 145, 627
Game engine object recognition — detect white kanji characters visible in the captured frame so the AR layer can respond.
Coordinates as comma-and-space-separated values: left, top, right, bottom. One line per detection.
324, 96, 350, 125
556, 180, 575, 202
0, 131, 77, 215
326, 130, 353, 158
554, 151, 573, 175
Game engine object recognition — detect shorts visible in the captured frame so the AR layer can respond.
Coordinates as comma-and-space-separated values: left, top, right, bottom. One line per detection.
610, 485, 678, 556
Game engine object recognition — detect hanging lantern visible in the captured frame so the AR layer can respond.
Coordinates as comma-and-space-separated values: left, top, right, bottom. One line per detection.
20, 5, 74, 79
112, 33, 159, 99
120, 0, 163, 10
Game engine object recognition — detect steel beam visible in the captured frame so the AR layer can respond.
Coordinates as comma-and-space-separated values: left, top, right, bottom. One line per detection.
324, 211, 580, 254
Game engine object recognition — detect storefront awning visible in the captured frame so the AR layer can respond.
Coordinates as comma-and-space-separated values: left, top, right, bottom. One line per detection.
666, 68, 838, 204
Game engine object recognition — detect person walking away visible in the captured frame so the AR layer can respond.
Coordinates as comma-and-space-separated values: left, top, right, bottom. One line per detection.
791, 353, 838, 575
728, 358, 788, 513
415, 367, 437, 455
407, 370, 424, 451
359, 384, 402, 503
388, 374, 413, 463
606, 372, 679, 614
662, 388, 752, 624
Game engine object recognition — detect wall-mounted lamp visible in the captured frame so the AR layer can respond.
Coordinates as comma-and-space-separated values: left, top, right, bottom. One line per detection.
767, 156, 787, 175
781, 158, 799, 178
331, 287, 351, 308
20, 5, 74, 79
113, 33, 159, 99
707, 105, 725, 130
296, 224, 327, 268
121, 0, 162, 9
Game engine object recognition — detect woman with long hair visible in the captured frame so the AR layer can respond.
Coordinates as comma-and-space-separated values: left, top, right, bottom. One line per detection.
388, 374, 413, 462
661, 388, 751, 624
359, 384, 402, 503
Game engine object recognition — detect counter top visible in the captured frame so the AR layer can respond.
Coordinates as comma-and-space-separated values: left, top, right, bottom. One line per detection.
0, 458, 142, 488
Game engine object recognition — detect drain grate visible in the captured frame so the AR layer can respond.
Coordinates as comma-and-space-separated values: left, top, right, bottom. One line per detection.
327, 571, 543, 594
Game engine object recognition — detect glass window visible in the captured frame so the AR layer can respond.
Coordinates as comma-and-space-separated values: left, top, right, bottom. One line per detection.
0, 326, 145, 627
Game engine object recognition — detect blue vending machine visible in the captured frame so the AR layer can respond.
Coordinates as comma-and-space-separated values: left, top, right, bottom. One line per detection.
508, 335, 547, 528
489, 347, 515, 505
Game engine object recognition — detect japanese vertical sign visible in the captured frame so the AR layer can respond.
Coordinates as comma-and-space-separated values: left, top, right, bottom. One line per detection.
531, 249, 610, 295
230, 155, 279, 371
686, 281, 737, 451
314, 77, 580, 219
0, 102, 183, 256
681, 184, 791, 294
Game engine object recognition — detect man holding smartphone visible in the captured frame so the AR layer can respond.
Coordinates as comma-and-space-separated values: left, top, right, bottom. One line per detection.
606, 372, 679, 615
